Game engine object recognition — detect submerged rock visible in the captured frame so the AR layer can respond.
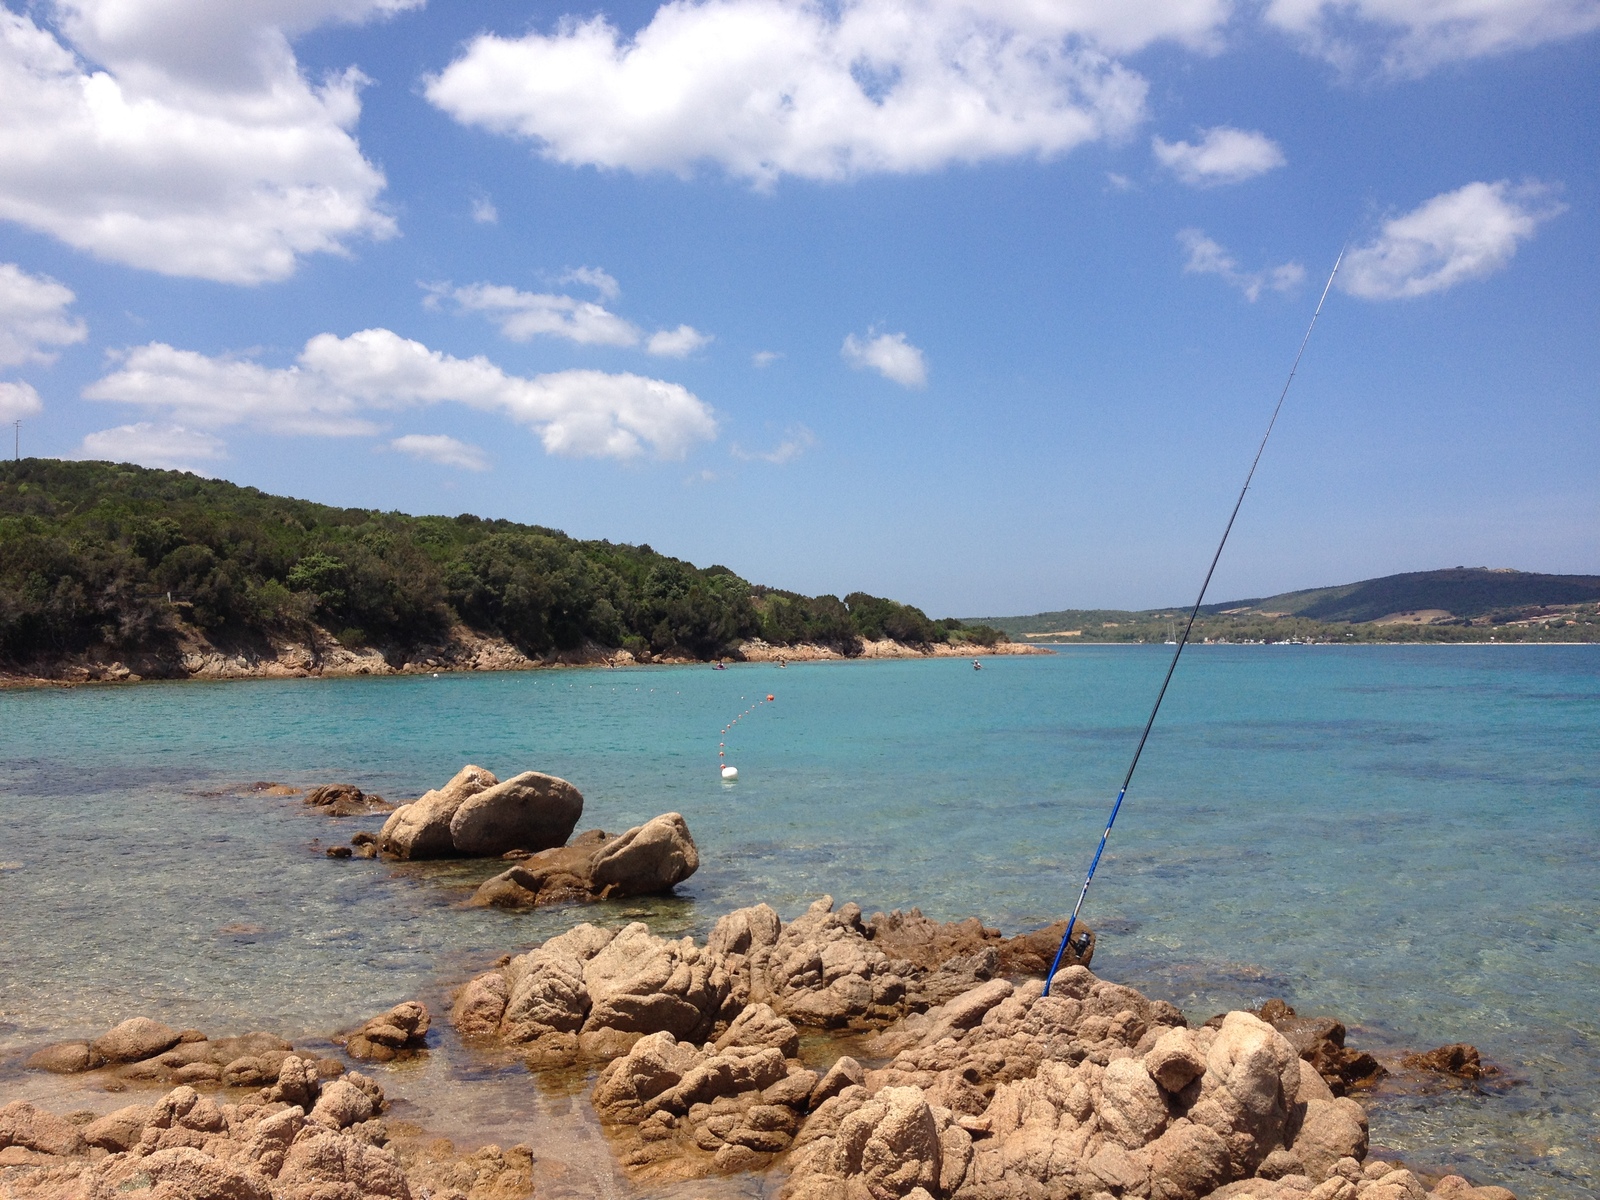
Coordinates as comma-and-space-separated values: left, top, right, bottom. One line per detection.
471, 813, 699, 909
1402, 1044, 1490, 1080
303, 783, 393, 816
341, 1001, 431, 1062
376, 764, 583, 859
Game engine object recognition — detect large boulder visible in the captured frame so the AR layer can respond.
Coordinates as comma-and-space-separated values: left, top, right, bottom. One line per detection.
92, 1017, 183, 1064
378, 764, 498, 858
448, 771, 584, 856
587, 812, 698, 896
470, 814, 698, 908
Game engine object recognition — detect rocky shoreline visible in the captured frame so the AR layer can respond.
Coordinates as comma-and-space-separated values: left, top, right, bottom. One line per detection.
1, 897, 1513, 1200
0, 625, 1049, 688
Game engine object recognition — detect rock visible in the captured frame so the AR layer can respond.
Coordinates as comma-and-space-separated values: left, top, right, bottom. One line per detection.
103, 1145, 274, 1200
312, 1078, 378, 1129
82, 1103, 151, 1151
1146, 1027, 1208, 1093
587, 811, 698, 896
278, 1126, 411, 1198
326, 844, 353, 858
452, 972, 511, 1039
472, 816, 698, 909
345, 1001, 430, 1060
172, 1061, 224, 1085
1291, 1097, 1369, 1180
0, 1101, 87, 1156
449, 770, 584, 856
812, 1056, 867, 1107
377, 763, 498, 858
304, 783, 392, 815
1401, 1044, 1487, 1079
1150, 1119, 1230, 1200
92, 1017, 183, 1064
715, 1003, 801, 1057
25, 1040, 95, 1073
1192, 1011, 1304, 1174
1098, 1056, 1169, 1150
582, 923, 722, 1042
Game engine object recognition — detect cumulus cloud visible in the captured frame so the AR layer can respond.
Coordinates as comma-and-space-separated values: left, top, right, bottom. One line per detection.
647, 324, 713, 358
732, 423, 816, 464
423, 0, 1181, 185
76, 422, 228, 472
1264, 0, 1600, 76
470, 195, 498, 224
1153, 126, 1285, 186
1340, 180, 1563, 300
752, 350, 783, 367
0, 379, 45, 421
85, 328, 718, 459
0, 2, 405, 283
843, 329, 927, 388
1179, 229, 1306, 300
0, 262, 87, 367
390, 432, 491, 471
435, 282, 642, 347
559, 266, 621, 301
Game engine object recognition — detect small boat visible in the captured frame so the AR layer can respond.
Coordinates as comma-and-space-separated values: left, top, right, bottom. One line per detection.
712, 661, 728, 670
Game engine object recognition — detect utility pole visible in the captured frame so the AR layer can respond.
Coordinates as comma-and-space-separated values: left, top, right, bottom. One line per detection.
12, 420, 17, 461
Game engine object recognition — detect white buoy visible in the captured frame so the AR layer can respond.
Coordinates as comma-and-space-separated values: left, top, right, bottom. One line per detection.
721, 764, 739, 781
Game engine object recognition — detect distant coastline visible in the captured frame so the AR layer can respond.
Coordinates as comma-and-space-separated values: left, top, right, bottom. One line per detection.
0, 626, 1050, 688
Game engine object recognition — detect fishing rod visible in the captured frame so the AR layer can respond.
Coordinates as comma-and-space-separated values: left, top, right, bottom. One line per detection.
1042, 247, 1345, 996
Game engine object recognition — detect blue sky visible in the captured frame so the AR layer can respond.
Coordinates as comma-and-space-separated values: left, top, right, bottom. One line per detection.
0, 0, 1595, 615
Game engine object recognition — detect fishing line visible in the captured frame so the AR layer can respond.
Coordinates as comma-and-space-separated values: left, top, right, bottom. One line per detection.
1042, 248, 1346, 995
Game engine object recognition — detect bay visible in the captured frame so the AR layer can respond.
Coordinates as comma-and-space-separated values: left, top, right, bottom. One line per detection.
1, 645, 1596, 1198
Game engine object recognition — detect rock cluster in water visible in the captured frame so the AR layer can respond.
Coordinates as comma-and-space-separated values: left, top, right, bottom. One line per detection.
470, 812, 701, 908
444, 897, 1514, 1200
377, 765, 583, 860
24, 1018, 347, 1090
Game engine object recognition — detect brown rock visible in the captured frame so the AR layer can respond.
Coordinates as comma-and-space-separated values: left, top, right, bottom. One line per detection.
452, 972, 511, 1038
92, 1016, 182, 1063
449, 770, 585, 856
0, 1101, 87, 1156
345, 1001, 430, 1059
1291, 1097, 1370, 1180
103, 1145, 273, 1200
82, 1103, 151, 1151
377, 764, 499, 859
811, 1056, 867, 1107
304, 782, 392, 815
25, 1041, 95, 1073
1402, 1043, 1487, 1079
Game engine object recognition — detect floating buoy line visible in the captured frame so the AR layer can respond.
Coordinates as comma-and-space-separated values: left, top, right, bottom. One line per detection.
718, 693, 776, 782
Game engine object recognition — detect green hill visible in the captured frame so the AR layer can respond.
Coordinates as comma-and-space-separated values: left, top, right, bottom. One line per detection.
973, 568, 1600, 644
0, 459, 1002, 672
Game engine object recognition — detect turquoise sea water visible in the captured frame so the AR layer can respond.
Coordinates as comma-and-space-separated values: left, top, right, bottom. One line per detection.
1, 646, 1596, 1198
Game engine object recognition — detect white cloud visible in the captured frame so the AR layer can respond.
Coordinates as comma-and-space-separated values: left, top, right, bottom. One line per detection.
470, 195, 498, 224
842, 329, 927, 388
423, 0, 1175, 185
647, 324, 713, 358
732, 423, 815, 464
391, 432, 491, 471
752, 350, 782, 367
432, 282, 641, 347
0, 262, 87, 367
86, 328, 718, 459
0, 2, 404, 283
1340, 180, 1563, 300
1153, 126, 1286, 186
559, 266, 621, 301
1179, 229, 1306, 300
1264, 0, 1600, 76
76, 422, 227, 471
0, 379, 45, 421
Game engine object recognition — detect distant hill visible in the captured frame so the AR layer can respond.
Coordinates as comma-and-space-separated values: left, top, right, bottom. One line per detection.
973, 569, 1600, 644
1206, 568, 1600, 624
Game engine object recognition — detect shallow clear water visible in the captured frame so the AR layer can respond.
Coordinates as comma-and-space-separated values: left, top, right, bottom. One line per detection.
1, 647, 1596, 1198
